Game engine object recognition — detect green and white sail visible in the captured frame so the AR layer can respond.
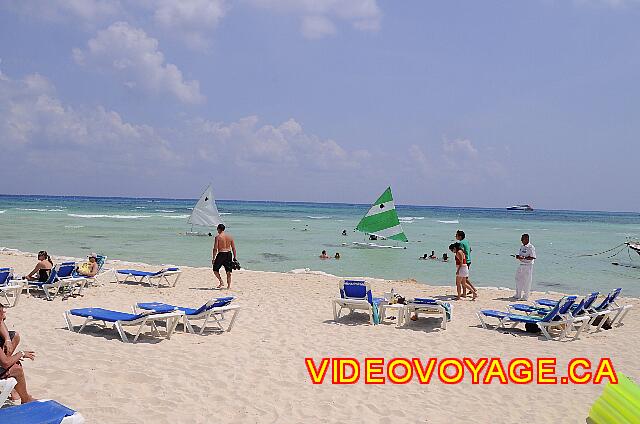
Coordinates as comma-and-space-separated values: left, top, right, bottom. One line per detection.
355, 187, 408, 242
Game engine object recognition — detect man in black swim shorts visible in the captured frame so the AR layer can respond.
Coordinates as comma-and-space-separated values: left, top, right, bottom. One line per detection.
212, 224, 237, 289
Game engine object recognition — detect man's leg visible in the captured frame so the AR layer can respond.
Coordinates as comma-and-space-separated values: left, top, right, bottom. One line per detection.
515, 268, 522, 299
523, 268, 533, 300
213, 271, 224, 288
226, 271, 232, 289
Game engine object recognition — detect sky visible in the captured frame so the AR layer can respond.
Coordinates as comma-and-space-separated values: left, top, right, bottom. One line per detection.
0, 0, 638, 211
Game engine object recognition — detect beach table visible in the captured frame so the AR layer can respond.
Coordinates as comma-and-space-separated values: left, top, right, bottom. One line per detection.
379, 303, 406, 327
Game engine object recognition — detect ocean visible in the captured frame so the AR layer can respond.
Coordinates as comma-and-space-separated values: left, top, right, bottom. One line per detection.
1, 195, 639, 296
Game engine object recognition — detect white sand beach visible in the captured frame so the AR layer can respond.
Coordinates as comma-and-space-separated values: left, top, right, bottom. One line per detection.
1, 249, 639, 423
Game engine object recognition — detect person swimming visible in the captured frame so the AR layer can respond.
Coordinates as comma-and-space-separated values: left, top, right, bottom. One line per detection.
442, 253, 448, 262
320, 250, 329, 259
334, 252, 341, 259
429, 250, 437, 259
341, 230, 347, 236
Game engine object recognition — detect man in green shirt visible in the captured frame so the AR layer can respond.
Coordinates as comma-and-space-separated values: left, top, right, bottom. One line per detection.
456, 230, 477, 297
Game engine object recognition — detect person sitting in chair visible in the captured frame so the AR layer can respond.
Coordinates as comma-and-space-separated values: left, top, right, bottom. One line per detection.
24, 250, 53, 282
0, 306, 36, 404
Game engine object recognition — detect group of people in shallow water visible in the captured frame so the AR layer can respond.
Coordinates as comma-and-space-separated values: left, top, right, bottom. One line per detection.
320, 250, 340, 260
420, 251, 448, 262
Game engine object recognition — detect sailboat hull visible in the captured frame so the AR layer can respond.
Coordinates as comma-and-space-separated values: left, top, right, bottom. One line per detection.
352, 242, 406, 249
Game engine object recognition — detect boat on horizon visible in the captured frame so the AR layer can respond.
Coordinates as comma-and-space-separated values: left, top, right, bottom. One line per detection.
352, 187, 408, 249
507, 204, 534, 211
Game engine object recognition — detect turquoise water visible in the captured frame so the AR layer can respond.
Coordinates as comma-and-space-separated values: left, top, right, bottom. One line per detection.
1, 195, 639, 296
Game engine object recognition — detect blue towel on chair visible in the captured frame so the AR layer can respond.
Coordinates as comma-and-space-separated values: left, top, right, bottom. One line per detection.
0, 400, 77, 424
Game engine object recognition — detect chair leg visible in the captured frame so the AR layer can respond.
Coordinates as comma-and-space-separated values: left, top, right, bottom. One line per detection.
64, 311, 74, 331
332, 301, 338, 321
226, 309, 240, 332
116, 322, 130, 343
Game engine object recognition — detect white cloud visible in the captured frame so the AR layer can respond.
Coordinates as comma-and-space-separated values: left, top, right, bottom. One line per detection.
192, 115, 367, 172
0, 70, 179, 171
301, 16, 337, 39
245, 0, 382, 39
408, 138, 506, 184
73, 22, 205, 104
152, 0, 228, 50
1, 0, 121, 26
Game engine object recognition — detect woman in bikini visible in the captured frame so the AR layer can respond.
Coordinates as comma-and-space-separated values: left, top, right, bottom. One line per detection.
24, 251, 53, 282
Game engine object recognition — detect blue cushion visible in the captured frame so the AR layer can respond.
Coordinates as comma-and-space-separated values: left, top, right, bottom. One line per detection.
480, 310, 509, 319
0, 400, 77, 424
70, 307, 144, 322
138, 297, 234, 316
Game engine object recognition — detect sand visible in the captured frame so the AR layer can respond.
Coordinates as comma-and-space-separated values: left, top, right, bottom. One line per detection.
1, 249, 638, 423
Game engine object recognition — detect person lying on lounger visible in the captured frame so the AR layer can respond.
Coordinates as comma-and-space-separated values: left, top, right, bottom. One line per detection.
0, 305, 36, 404
76, 253, 99, 277
24, 250, 53, 282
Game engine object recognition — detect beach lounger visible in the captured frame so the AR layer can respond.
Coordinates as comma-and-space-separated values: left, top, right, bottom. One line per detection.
0, 377, 16, 406
404, 298, 450, 330
135, 297, 240, 334
64, 307, 184, 343
0, 399, 85, 423
332, 280, 384, 324
115, 267, 181, 288
477, 296, 583, 341
0, 268, 22, 308
28, 263, 87, 300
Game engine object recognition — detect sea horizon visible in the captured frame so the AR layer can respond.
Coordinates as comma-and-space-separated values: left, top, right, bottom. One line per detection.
2, 193, 639, 215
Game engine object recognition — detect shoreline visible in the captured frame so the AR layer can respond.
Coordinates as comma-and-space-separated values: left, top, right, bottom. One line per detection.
0, 245, 600, 300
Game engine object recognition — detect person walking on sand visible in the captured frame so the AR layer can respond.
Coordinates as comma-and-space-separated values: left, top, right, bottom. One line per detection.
514, 233, 536, 300
212, 224, 237, 289
455, 230, 478, 297
450, 243, 477, 300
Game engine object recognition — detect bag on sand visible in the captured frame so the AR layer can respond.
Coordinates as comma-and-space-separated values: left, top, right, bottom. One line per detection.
591, 315, 613, 330
525, 322, 541, 333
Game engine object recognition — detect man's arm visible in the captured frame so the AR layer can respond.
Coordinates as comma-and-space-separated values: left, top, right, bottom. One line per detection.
231, 238, 237, 259
211, 236, 218, 263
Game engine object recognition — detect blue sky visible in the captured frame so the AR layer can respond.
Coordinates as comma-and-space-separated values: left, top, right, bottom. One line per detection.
0, 0, 638, 211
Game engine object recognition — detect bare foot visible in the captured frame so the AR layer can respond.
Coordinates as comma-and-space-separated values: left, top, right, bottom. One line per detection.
454, 296, 461, 301
410, 315, 418, 321
472, 291, 478, 300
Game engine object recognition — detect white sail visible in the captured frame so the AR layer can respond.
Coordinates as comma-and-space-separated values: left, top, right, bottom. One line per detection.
188, 184, 224, 227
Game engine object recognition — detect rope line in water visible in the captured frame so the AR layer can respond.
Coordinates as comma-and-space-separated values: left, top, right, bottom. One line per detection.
578, 243, 626, 257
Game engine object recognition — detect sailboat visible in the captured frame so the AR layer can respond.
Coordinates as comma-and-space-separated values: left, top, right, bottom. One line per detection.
352, 187, 408, 249
185, 184, 224, 236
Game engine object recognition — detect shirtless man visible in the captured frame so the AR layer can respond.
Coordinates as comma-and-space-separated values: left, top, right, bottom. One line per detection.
212, 224, 237, 289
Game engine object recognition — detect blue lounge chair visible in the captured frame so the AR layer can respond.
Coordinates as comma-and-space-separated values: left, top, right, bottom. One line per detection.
332, 280, 384, 324
64, 307, 183, 343
509, 292, 599, 316
135, 297, 240, 334
404, 298, 451, 330
0, 267, 22, 308
0, 398, 84, 423
115, 267, 181, 288
28, 263, 87, 300
477, 296, 580, 341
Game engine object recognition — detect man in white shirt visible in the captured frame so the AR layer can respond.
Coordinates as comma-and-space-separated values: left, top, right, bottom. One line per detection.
514, 233, 536, 300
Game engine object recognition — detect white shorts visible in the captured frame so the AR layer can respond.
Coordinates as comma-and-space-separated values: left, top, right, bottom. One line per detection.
457, 264, 469, 278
